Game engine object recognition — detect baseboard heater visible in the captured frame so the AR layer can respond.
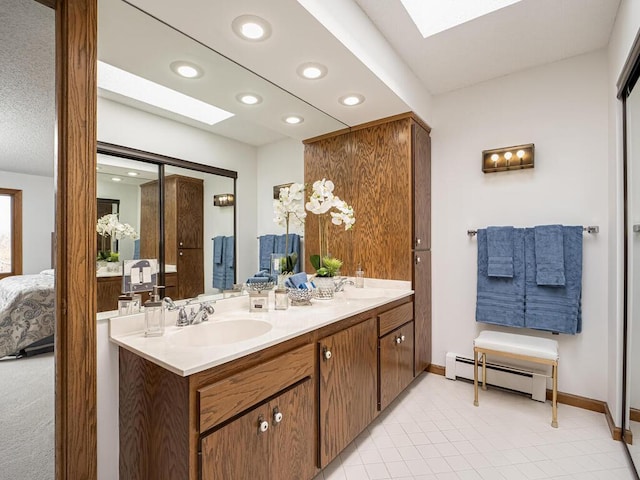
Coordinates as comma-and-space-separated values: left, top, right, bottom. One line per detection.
445, 352, 548, 402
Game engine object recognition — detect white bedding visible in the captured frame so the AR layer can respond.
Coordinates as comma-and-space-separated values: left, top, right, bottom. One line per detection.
0, 274, 55, 358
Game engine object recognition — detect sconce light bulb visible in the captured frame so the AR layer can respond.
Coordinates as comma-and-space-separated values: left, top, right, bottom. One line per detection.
504, 152, 513, 160
517, 149, 525, 159
491, 154, 499, 162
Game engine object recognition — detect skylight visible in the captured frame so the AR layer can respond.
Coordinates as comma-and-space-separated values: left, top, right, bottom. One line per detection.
97, 61, 234, 126
400, 0, 523, 38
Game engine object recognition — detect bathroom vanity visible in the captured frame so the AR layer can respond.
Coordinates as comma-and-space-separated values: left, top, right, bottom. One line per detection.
111, 280, 418, 479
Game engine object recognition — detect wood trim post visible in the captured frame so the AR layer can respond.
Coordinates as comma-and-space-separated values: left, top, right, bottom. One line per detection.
55, 0, 98, 478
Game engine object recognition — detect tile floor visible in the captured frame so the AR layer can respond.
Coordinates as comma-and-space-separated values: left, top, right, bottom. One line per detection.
314, 373, 637, 480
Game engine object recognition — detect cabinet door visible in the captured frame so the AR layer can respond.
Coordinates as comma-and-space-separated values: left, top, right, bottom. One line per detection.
414, 251, 432, 375
177, 248, 204, 299
412, 122, 431, 250
318, 317, 377, 467
176, 178, 203, 248
201, 401, 270, 480
139, 181, 159, 259
269, 379, 316, 480
379, 322, 414, 411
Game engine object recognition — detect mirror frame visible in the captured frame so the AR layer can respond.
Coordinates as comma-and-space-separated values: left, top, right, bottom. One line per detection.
97, 141, 238, 294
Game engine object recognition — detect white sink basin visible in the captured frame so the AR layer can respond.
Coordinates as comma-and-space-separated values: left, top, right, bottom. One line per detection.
170, 319, 272, 347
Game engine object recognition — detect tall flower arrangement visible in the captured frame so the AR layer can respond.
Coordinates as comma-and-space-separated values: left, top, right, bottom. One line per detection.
305, 179, 355, 277
273, 183, 306, 273
96, 213, 139, 262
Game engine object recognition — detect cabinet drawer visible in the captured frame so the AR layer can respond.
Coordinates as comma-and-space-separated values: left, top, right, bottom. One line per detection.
378, 302, 413, 337
198, 343, 314, 432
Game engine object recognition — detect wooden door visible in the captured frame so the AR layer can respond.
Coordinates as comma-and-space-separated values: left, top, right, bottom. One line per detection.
269, 379, 316, 480
176, 178, 203, 249
177, 248, 204, 299
412, 122, 431, 250
379, 322, 414, 410
201, 401, 270, 480
414, 251, 432, 375
318, 317, 377, 467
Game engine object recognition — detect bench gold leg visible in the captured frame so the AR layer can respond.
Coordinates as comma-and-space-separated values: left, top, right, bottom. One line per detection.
474, 348, 479, 406
482, 352, 488, 391
551, 362, 558, 428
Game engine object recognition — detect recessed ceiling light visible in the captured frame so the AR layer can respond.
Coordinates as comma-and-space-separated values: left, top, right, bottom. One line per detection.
127, 171, 139, 177
339, 94, 365, 106
236, 93, 263, 105
297, 62, 328, 80
283, 115, 304, 125
98, 61, 234, 126
111, 177, 122, 182
232, 15, 272, 41
170, 61, 203, 79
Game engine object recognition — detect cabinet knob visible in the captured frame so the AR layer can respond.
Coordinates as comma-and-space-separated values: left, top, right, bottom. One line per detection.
401, 335, 406, 342
415, 256, 421, 264
416, 237, 422, 246
395, 337, 402, 345
258, 416, 269, 433
179, 241, 183, 246
179, 251, 183, 256
273, 408, 283, 424
323, 347, 332, 360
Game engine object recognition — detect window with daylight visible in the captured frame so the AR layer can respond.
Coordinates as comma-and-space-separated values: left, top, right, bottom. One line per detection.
0, 189, 22, 279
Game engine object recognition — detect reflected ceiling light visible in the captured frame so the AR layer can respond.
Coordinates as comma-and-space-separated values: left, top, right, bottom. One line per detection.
283, 115, 304, 125
170, 61, 203, 79
236, 93, 263, 105
297, 62, 328, 80
127, 171, 139, 177
232, 15, 272, 41
97, 61, 234, 126
111, 177, 122, 182
339, 94, 365, 106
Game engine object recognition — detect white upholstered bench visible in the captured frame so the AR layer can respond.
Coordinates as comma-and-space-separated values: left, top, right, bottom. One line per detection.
473, 330, 559, 428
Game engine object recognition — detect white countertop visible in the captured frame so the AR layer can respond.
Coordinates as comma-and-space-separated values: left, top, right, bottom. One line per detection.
109, 278, 413, 376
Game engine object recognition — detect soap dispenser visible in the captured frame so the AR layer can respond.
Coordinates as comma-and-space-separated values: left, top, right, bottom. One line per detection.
144, 286, 165, 337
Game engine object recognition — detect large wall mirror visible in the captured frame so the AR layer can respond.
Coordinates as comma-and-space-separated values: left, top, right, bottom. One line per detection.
96, 142, 237, 313
621, 32, 640, 476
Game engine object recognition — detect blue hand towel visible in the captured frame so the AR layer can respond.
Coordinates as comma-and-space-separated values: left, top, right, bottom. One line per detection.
524, 227, 582, 334
255, 270, 271, 277
213, 236, 224, 264
476, 228, 526, 328
212, 236, 226, 289
284, 272, 309, 289
224, 236, 235, 290
259, 235, 276, 271
534, 225, 565, 286
487, 226, 514, 278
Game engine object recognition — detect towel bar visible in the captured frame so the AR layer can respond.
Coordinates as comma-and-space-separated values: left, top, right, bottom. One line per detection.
467, 225, 599, 237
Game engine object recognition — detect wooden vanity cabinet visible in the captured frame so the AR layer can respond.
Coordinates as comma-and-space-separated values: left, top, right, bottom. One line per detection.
201, 378, 315, 480
318, 317, 378, 467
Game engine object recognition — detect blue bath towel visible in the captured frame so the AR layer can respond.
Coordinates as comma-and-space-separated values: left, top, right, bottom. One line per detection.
259, 235, 276, 271
534, 225, 566, 286
223, 236, 235, 290
524, 227, 582, 334
487, 226, 514, 278
213, 236, 224, 263
476, 228, 526, 328
212, 236, 226, 290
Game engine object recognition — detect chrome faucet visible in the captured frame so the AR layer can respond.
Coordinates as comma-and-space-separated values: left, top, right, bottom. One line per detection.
188, 302, 215, 325
335, 277, 355, 292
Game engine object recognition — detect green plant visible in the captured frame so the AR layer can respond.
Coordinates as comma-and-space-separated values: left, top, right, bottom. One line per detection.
310, 255, 342, 277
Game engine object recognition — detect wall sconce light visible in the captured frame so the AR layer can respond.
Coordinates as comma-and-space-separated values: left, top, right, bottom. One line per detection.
482, 143, 534, 173
213, 193, 235, 207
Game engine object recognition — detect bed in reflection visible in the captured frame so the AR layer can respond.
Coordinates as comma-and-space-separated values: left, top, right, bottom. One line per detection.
0, 271, 55, 358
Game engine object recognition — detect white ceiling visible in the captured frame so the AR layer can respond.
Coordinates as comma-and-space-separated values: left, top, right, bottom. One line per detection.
0, 0, 623, 177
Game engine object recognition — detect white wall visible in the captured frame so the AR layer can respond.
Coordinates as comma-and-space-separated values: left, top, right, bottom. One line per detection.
0, 170, 54, 274
607, 0, 640, 427
431, 51, 610, 401
97, 97, 259, 284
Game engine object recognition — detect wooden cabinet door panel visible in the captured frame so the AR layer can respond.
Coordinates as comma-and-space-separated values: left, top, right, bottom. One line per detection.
177, 248, 203, 299
318, 317, 377, 467
176, 179, 203, 248
201, 401, 270, 480
269, 379, 316, 480
413, 122, 431, 251
379, 322, 414, 411
414, 251, 432, 375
